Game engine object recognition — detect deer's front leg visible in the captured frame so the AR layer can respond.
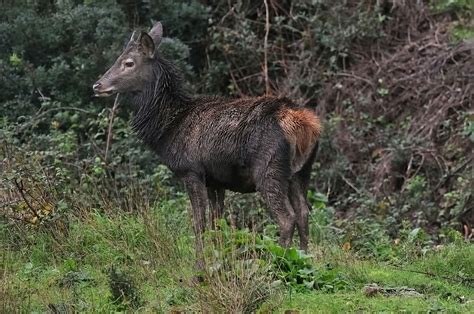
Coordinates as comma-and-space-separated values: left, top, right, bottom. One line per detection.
182, 173, 208, 271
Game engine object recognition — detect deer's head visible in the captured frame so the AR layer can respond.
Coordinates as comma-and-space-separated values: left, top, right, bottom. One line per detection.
93, 22, 163, 97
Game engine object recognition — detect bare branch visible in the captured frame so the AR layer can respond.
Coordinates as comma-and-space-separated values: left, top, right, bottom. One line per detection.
13, 179, 40, 220
105, 93, 120, 163
263, 0, 271, 95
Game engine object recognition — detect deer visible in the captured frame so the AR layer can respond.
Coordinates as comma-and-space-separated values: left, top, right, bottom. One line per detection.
93, 22, 322, 271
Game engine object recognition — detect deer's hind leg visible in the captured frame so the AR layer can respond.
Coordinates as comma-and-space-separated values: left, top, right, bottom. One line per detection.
289, 143, 318, 251
260, 180, 296, 247
288, 179, 311, 250
256, 149, 297, 247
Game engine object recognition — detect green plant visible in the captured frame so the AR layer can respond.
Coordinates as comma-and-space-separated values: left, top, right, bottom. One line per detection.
431, 0, 473, 12
343, 218, 396, 261
196, 251, 280, 313
204, 221, 350, 292
308, 190, 337, 244
108, 266, 142, 310
463, 113, 474, 142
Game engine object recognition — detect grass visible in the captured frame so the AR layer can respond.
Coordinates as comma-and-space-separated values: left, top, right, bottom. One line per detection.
0, 201, 193, 312
281, 291, 469, 313
280, 244, 474, 312
1, 200, 473, 312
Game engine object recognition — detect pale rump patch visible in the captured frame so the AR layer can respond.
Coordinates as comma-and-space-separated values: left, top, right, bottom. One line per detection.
277, 107, 322, 172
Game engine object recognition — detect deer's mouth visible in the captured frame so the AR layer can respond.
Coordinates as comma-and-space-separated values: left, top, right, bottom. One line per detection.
94, 90, 116, 97
93, 82, 117, 97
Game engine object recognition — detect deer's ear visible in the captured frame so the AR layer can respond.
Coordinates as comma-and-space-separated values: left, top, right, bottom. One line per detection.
149, 21, 163, 46
139, 32, 155, 58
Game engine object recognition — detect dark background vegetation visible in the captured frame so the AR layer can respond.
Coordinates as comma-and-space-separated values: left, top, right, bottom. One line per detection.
0, 0, 473, 312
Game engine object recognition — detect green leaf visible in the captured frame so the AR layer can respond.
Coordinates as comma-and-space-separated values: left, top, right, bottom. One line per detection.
9, 53, 22, 66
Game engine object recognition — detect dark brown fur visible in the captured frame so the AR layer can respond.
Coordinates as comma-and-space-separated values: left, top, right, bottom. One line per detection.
93, 23, 322, 270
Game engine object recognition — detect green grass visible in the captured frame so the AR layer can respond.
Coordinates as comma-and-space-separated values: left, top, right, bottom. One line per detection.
280, 244, 474, 312
1, 206, 473, 312
0, 202, 194, 312
281, 291, 470, 313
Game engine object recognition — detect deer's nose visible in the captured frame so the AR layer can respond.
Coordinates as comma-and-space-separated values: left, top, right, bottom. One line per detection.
93, 82, 102, 91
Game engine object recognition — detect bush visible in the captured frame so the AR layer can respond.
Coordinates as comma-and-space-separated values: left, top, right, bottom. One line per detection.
1, 1, 473, 310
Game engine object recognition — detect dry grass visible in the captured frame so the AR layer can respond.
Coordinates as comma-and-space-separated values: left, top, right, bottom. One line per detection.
192, 237, 283, 313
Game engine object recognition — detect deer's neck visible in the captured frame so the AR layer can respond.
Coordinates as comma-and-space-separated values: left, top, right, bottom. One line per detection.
131, 57, 191, 147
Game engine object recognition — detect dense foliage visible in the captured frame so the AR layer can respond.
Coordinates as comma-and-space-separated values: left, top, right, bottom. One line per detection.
1, 0, 472, 237
0, 0, 473, 311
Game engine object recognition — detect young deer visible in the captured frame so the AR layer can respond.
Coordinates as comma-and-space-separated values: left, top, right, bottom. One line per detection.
93, 22, 322, 269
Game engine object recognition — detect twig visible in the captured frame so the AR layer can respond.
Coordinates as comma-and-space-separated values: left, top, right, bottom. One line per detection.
0, 199, 20, 210
219, 5, 235, 24
36, 88, 49, 101
434, 156, 473, 190
89, 136, 106, 161
13, 179, 40, 220
340, 174, 362, 194
335, 72, 375, 88
263, 0, 271, 95
401, 155, 414, 193
18, 106, 92, 132
105, 93, 120, 163
222, 54, 246, 96
0, 212, 36, 225
228, 66, 245, 97
389, 265, 474, 286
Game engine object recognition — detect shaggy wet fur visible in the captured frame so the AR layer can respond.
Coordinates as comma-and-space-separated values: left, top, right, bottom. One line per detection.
94, 26, 322, 269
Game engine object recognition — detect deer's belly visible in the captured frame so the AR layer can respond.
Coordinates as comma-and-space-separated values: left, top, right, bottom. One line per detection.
205, 164, 256, 193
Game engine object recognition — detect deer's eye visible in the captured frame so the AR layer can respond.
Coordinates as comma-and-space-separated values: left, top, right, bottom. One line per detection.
124, 60, 134, 68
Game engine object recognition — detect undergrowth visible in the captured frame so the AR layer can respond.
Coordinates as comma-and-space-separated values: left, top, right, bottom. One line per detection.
1, 0, 473, 312
1, 174, 472, 312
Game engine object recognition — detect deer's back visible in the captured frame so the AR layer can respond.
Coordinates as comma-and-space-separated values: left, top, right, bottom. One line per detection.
158, 96, 321, 192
